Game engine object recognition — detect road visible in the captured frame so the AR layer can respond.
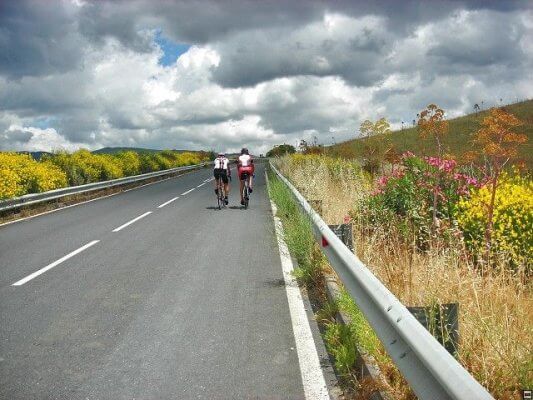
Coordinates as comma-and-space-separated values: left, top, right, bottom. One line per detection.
0, 163, 335, 399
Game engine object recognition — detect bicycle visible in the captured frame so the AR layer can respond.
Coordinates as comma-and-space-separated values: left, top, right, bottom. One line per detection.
215, 176, 226, 210
241, 172, 250, 209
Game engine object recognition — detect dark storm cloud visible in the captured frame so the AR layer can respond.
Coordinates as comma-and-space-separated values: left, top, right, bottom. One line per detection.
210, 19, 392, 88
55, 112, 101, 144
75, 0, 529, 46
1, 129, 33, 148
0, 0, 84, 79
213, 2, 533, 87
77, 1, 153, 53
79, 0, 323, 44
0, 72, 90, 115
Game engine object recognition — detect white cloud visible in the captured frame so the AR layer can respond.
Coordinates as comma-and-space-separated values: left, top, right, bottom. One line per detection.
3, 125, 94, 152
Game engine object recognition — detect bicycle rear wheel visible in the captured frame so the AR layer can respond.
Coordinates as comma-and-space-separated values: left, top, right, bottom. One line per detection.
216, 179, 223, 210
243, 184, 249, 209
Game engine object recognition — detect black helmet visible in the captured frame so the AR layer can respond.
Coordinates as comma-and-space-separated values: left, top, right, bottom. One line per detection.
241, 147, 249, 155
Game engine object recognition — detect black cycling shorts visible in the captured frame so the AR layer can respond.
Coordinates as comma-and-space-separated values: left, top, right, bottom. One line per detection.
214, 168, 228, 184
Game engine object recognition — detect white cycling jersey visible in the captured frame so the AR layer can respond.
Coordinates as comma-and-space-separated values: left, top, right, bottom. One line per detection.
238, 154, 252, 167
214, 157, 229, 170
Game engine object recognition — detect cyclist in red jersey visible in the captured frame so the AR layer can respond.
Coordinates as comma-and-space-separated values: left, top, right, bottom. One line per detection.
237, 148, 254, 205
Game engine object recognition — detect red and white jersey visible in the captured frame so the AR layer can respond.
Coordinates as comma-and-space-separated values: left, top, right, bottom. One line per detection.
238, 154, 253, 167
214, 156, 230, 170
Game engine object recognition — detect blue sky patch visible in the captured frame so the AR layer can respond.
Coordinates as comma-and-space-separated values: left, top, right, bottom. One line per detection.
154, 30, 191, 67
33, 116, 58, 129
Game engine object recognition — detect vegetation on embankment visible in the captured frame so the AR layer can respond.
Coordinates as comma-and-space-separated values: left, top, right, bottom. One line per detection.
329, 99, 533, 169
267, 168, 393, 398
0, 149, 210, 200
274, 154, 532, 400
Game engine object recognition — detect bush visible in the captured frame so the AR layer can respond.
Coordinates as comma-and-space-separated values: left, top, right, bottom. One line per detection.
49, 150, 124, 184
177, 151, 202, 166
0, 149, 209, 200
266, 144, 296, 157
115, 151, 141, 176
0, 168, 22, 199
356, 153, 480, 246
457, 173, 532, 269
0, 152, 67, 199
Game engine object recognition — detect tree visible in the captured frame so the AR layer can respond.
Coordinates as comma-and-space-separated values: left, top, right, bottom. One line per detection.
471, 108, 527, 263
474, 103, 480, 113
417, 104, 448, 158
359, 117, 392, 175
266, 144, 296, 158
417, 104, 449, 230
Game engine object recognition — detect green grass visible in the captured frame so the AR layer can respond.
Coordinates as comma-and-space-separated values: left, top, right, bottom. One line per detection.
337, 290, 383, 361
267, 167, 389, 385
329, 99, 533, 168
267, 169, 321, 286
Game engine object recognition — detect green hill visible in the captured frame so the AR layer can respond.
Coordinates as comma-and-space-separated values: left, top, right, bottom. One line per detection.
92, 147, 161, 154
329, 99, 533, 169
92, 147, 210, 155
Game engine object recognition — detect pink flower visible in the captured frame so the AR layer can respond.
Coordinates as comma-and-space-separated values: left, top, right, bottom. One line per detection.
424, 156, 457, 173
377, 175, 389, 187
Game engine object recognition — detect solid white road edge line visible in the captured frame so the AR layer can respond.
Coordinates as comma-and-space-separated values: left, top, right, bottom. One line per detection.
181, 188, 195, 195
196, 183, 205, 188
158, 197, 179, 208
112, 211, 152, 232
267, 176, 331, 400
12, 240, 100, 286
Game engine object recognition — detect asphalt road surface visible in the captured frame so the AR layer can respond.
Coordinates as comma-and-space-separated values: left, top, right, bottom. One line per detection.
0, 163, 334, 400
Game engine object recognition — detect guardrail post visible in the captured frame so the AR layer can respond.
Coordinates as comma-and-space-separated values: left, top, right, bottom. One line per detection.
328, 223, 354, 252
407, 303, 459, 357
308, 199, 322, 215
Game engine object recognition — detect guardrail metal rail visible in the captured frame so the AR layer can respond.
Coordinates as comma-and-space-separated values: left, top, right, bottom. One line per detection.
0, 162, 209, 213
270, 162, 493, 400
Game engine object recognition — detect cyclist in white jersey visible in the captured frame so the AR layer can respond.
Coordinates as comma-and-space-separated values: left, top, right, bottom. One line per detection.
237, 148, 254, 205
213, 152, 231, 205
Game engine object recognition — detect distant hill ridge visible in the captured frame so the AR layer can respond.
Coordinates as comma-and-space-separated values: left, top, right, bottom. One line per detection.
16, 147, 207, 160
92, 147, 204, 154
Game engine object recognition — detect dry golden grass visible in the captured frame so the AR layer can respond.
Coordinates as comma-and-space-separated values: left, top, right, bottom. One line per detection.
276, 155, 532, 400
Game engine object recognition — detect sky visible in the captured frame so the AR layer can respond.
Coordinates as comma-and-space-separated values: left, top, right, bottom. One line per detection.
0, 0, 532, 154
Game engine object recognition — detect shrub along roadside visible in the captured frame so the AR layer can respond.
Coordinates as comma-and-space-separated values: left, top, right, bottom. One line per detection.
267, 169, 396, 397
0, 150, 207, 200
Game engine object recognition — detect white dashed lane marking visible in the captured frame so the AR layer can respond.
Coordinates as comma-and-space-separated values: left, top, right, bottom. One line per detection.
112, 211, 152, 232
12, 240, 100, 286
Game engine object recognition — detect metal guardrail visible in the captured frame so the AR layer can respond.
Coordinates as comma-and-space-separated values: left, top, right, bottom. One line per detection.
270, 162, 493, 400
0, 162, 209, 213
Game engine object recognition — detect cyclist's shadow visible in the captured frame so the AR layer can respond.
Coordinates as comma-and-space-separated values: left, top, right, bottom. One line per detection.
204, 206, 245, 210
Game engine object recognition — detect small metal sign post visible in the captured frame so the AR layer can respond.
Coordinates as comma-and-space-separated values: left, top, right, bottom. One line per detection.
308, 199, 322, 215
407, 303, 460, 357
327, 223, 354, 252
